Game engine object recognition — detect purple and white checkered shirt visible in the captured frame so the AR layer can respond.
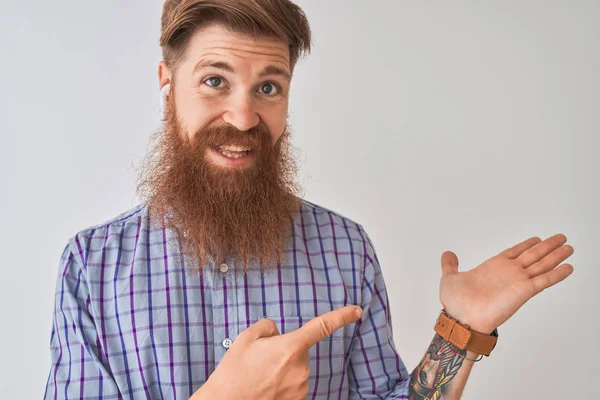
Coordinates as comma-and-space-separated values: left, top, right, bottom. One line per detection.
44, 200, 410, 399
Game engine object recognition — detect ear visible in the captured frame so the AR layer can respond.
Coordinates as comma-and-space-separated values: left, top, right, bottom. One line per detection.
158, 61, 172, 118
158, 60, 172, 91
159, 83, 171, 118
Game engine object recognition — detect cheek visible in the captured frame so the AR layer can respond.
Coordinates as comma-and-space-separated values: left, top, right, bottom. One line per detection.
269, 128, 284, 144
175, 94, 217, 139
265, 113, 288, 144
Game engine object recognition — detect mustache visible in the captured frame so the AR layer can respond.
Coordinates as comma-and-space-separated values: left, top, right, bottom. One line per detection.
188, 123, 272, 152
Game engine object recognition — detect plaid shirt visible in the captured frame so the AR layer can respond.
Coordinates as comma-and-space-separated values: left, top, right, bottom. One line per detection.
44, 200, 410, 399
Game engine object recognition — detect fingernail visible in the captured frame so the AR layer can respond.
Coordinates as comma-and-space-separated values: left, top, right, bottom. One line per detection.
355, 307, 363, 319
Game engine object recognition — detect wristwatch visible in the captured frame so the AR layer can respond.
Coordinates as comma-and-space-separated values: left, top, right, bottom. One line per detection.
434, 310, 499, 356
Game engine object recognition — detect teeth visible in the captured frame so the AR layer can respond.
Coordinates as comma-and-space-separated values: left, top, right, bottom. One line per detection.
220, 151, 246, 159
220, 145, 251, 152
216, 146, 250, 159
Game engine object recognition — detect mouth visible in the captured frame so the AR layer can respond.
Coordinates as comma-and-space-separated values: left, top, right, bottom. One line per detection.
215, 144, 252, 159
207, 144, 255, 168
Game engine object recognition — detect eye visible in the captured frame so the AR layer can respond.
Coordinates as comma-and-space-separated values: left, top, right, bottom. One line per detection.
258, 82, 280, 96
203, 76, 224, 88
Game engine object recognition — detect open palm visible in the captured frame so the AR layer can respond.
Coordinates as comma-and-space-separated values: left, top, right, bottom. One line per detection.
439, 234, 574, 334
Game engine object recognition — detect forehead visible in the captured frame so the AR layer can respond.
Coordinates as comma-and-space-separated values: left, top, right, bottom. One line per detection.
181, 24, 291, 73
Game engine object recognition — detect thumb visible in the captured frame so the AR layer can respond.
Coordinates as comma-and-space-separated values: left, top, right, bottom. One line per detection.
237, 317, 281, 344
441, 251, 459, 278
291, 305, 363, 349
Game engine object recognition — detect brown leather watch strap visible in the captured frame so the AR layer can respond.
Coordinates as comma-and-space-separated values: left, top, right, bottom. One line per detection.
434, 310, 498, 357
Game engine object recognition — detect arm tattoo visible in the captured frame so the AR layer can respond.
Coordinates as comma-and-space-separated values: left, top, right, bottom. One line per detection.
409, 334, 466, 399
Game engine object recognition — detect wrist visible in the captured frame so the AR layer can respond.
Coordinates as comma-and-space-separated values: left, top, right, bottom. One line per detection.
435, 310, 499, 357
459, 319, 495, 336
465, 350, 482, 360
444, 309, 495, 335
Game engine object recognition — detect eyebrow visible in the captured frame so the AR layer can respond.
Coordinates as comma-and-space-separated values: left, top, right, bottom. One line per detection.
193, 58, 291, 81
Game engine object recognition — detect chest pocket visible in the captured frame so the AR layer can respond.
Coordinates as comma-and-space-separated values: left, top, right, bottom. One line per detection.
249, 312, 347, 395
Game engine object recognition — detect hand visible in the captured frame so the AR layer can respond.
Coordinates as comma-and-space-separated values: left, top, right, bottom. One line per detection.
191, 305, 363, 400
439, 234, 574, 334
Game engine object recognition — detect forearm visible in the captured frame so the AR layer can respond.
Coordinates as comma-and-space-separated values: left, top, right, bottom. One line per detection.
408, 333, 479, 400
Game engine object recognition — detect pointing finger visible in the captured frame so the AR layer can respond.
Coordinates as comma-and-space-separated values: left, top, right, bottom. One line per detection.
290, 306, 362, 349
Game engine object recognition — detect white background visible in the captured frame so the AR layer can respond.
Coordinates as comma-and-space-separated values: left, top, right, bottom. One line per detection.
0, 1, 597, 398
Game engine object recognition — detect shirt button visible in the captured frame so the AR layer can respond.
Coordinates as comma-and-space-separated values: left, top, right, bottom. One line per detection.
222, 338, 233, 349
219, 263, 229, 274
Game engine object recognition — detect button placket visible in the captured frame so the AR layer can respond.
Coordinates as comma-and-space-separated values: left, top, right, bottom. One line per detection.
220, 259, 238, 356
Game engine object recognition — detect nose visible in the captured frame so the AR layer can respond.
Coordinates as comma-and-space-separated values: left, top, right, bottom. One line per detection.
222, 94, 260, 132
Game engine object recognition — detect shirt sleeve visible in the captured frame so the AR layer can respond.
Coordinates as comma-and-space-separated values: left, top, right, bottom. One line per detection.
347, 225, 411, 399
44, 241, 121, 400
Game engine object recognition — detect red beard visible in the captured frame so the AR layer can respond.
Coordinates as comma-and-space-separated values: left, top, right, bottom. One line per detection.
137, 90, 302, 272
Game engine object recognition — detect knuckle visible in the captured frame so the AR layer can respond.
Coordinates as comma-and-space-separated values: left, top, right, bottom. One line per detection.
236, 327, 252, 342
318, 317, 335, 338
289, 342, 306, 359
283, 340, 303, 359
300, 382, 310, 397
301, 364, 310, 380
263, 317, 278, 332
282, 346, 297, 362
532, 278, 545, 293
522, 251, 534, 264
515, 255, 527, 267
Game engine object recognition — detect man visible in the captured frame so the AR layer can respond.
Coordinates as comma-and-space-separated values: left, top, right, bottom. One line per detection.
44, 1, 574, 399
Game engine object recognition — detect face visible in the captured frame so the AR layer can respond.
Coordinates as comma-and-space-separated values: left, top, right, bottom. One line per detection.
158, 24, 292, 170
141, 24, 301, 272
